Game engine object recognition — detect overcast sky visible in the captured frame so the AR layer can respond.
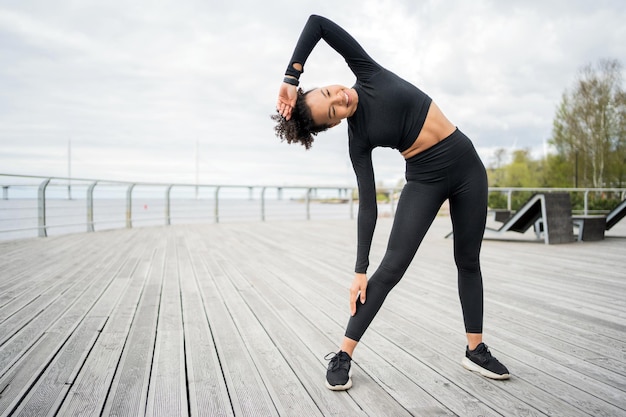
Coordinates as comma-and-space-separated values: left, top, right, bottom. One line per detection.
1, 0, 625, 188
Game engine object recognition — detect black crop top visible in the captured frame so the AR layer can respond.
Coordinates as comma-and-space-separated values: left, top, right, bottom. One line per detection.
286, 15, 432, 273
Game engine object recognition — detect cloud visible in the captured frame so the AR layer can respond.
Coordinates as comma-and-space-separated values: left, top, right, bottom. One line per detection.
1, 0, 625, 187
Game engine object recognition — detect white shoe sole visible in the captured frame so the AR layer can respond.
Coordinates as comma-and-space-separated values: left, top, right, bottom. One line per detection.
325, 369, 353, 391
462, 357, 510, 380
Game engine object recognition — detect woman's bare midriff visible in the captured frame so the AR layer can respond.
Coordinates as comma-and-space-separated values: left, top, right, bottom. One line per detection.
401, 101, 457, 160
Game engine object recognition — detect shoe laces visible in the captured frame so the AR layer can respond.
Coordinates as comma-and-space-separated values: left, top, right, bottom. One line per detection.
477, 343, 490, 354
325, 351, 349, 371
471, 343, 493, 363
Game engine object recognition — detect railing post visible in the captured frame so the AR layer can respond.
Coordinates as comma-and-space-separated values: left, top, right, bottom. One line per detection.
166, 185, 173, 225
87, 181, 97, 232
349, 188, 355, 220
261, 187, 266, 221
306, 188, 311, 220
38, 178, 51, 237
2, 186, 8, 200
389, 189, 396, 217
214, 186, 220, 223
584, 189, 589, 215
507, 189, 512, 211
126, 184, 135, 228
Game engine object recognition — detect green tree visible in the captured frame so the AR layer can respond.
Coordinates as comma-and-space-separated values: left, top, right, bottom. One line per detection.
487, 148, 508, 187
543, 153, 572, 187
550, 59, 626, 187
488, 148, 545, 187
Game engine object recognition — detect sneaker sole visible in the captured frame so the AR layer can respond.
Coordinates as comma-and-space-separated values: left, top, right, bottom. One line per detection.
462, 357, 510, 380
325, 369, 353, 391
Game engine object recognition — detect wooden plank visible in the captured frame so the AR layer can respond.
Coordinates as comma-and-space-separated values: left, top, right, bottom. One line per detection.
144, 233, 189, 417
0, 265, 103, 346
0, 262, 68, 312
0, 233, 93, 292
0, 233, 134, 379
178, 231, 234, 417
211, 255, 328, 417
8, 317, 104, 417
55, 244, 149, 416
0, 217, 623, 416
358, 222, 626, 415
402, 265, 626, 394
222, 225, 494, 417
373, 299, 604, 416
0, 236, 97, 311
0, 232, 141, 416
218, 244, 446, 416
224, 219, 624, 414
101, 243, 165, 417
207, 224, 418, 413
390, 240, 626, 366
193, 239, 280, 417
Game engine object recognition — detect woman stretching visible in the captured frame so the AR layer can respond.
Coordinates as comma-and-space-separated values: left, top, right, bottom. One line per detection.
273, 15, 510, 390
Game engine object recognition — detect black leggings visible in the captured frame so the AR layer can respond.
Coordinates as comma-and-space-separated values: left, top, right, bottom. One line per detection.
345, 129, 487, 341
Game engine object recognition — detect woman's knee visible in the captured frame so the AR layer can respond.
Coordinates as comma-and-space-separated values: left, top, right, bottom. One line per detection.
454, 254, 481, 275
374, 249, 412, 287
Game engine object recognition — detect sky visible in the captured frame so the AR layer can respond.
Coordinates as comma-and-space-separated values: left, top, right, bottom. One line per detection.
1, 0, 625, 188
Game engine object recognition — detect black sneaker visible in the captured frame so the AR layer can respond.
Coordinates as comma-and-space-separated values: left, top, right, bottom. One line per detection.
324, 351, 353, 390
462, 343, 510, 380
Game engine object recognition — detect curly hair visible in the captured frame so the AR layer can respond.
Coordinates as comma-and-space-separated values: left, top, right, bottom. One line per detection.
271, 88, 330, 149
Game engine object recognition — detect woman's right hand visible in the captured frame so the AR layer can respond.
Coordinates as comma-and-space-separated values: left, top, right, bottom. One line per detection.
350, 273, 368, 316
277, 82, 297, 121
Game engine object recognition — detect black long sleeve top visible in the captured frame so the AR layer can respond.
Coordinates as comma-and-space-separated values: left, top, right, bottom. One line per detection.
286, 15, 432, 273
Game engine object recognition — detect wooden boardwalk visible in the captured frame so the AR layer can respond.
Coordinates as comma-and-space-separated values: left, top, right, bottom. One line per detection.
0, 216, 625, 416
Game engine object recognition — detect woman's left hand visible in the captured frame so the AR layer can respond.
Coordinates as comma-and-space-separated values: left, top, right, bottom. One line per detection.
277, 82, 297, 120
349, 273, 367, 316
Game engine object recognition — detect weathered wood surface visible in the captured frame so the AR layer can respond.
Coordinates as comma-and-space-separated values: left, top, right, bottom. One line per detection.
0, 216, 625, 416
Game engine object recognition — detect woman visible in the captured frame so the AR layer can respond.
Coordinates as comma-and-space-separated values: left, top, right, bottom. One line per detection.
273, 15, 510, 390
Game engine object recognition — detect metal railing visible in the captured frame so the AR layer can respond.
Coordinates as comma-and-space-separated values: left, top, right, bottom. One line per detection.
487, 187, 626, 214
0, 174, 356, 239
1, 174, 625, 240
